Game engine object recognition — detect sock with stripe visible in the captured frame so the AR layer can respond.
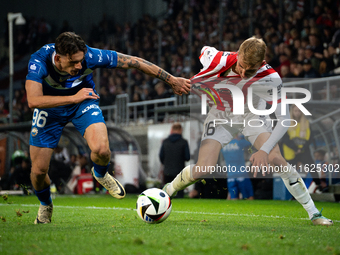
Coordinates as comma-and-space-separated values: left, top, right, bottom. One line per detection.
34, 186, 52, 206
92, 162, 110, 178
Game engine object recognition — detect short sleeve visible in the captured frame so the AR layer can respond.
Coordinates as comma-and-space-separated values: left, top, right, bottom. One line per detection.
85, 46, 117, 69
26, 60, 47, 83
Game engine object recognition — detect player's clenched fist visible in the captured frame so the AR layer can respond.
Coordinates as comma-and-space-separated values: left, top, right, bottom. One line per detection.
170, 77, 191, 96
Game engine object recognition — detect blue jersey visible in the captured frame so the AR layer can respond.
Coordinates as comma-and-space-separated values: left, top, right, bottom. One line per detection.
222, 138, 251, 178
26, 44, 118, 149
26, 44, 118, 96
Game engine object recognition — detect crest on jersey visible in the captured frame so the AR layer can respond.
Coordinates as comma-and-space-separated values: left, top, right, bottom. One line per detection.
31, 127, 38, 137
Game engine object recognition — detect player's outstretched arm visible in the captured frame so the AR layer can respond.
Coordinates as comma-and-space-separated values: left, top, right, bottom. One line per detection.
116, 53, 191, 95
26, 80, 99, 109
249, 102, 290, 177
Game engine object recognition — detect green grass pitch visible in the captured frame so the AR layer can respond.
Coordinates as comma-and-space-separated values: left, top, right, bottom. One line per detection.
0, 194, 339, 255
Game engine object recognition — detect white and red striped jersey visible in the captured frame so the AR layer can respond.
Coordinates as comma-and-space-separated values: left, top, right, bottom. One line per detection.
191, 46, 282, 117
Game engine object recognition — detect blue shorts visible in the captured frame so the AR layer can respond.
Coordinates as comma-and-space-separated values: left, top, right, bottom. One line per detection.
227, 177, 254, 199
29, 99, 105, 148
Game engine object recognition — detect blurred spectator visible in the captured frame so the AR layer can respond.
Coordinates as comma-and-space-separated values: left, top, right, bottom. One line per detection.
300, 58, 320, 78
0, 95, 9, 124
140, 84, 152, 101
99, 86, 115, 120
313, 149, 329, 192
159, 123, 190, 198
153, 82, 172, 122
326, 46, 340, 75
66, 153, 90, 194
221, 135, 254, 200
130, 91, 144, 121
70, 154, 78, 170
288, 61, 303, 78
330, 19, 340, 48
154, 82, 171, 100
281, 105, 323, 189
8, 158, 32, 193
53, 144, 70, 165
304, 45, 320, 71
0, 150, 28, 190
280, 65, 297, 80
275, 54, 290, 76
309, 34, 324, 58
22, 104, 33, 122
49, 145, 72, 192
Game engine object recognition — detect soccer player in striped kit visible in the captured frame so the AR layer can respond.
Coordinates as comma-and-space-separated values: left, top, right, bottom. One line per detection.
163, 37, 333, 225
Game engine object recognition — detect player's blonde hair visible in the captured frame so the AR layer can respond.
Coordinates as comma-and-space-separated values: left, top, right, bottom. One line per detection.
238, 36, 266, 67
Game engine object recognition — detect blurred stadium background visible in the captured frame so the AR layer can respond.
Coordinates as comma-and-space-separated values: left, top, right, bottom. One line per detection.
0, 0, 340, 200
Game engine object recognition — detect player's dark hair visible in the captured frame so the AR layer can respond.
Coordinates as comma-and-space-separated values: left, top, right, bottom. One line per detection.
55, 32, 87, 56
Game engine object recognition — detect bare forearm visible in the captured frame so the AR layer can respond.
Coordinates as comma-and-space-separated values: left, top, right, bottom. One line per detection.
116, 53, 172, 84
137, 59, 172, 84
116, 53, 191, 95
25, 80, 99, 109
27, 95, 76, 109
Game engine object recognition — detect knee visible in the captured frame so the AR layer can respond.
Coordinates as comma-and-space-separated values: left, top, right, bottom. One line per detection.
268, 151, 285, 166
92, 143, 111, 161
31, 166, 48, 178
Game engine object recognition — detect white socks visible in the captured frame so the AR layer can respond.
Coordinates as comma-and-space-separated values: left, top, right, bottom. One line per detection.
166, 165, 196, 196
167, 163, 319, 219
279, 163, 319, 219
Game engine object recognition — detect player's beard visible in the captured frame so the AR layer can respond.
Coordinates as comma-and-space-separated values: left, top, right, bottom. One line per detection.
70, 70, 79, 76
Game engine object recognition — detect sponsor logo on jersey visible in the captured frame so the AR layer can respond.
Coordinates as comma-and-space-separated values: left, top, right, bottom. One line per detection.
28, 61, 41, 74
98, 51, 103, 62
82, 104, 100, 114
31, 127, 38, 137
91, 111, 100, 116
110, 52, 115, 65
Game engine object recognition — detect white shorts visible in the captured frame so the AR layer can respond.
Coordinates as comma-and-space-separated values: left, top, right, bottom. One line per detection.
201, 108, 272, 147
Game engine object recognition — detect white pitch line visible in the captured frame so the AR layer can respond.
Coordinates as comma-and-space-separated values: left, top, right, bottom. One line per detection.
1, 203, 339, 223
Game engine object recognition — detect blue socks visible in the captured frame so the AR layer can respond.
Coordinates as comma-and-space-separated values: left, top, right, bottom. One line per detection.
34, 186, 52, 206
92, 162, 110, 178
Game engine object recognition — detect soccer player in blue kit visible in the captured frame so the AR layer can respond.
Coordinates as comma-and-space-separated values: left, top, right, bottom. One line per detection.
222, 135, 254, 200
26, 32, 191, 224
